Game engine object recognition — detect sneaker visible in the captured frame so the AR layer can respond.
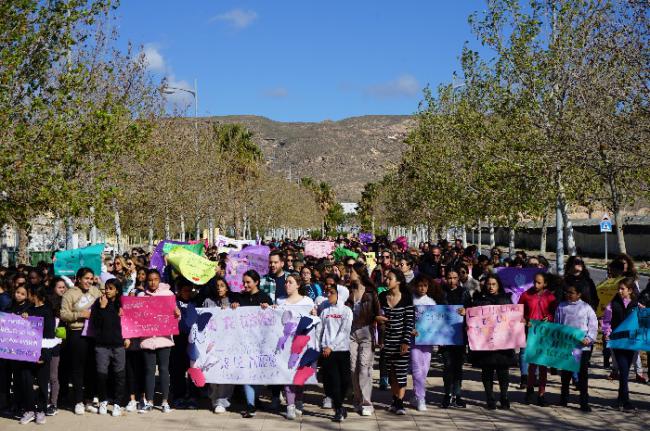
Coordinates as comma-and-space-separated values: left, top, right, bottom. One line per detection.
395, 407, 406, 415
99, 401, 108, 415
19, 411, 35, 425
45, 405, 58, 416
580, 404, 592, 413
86, 403, 98, 414
138, 402, 153, 414
416, 399, 427, 411
242, 405, 256, 418
74, 403, 85, 415
537, 394, 548, 407
486, 399, 497, 410
559, 397, 568, 407
635, 374, 648, 383
185, 398, 198, 410
161, 402, 172, 413
270, 397, 281, 411
622, 402, 636, 412
607, 371, 619, 380
322, 397, 332, 409
125, 400, 138, 412
112, 405, 122, 417
361, 405, 373, 416
295, 401, 304, 415
441, 394, 452, 409
286, 404, 296, 420
333, 408, 344, 422
171, 399, 185, 409
35, 411, 46, 425
499, 398, 510, 410
519, 375, 528, 389
453, 397, 467, 408
213, 405, 226, 414
524, 388, 534, 404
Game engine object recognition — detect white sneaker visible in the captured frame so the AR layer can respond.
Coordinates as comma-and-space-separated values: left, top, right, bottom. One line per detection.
74, 403, 85, 415
361, 405, 373, 416
161, 402, 172, 413
98, 401, 108, 415
112, 405, 122, 417
396, 407, 406, 415
286, 404, 296, 420
213, 405, 226, 414
417, 399, 427, 412
125, 400, 138, 412
295, 401, 304, 416
86, 403, 98, 414
322, 397, 332, 409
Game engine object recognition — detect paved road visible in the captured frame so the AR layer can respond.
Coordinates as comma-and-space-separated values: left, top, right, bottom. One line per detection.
2, 349, 648, 431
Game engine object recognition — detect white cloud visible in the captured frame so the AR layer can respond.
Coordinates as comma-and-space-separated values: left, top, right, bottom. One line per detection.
143, 45, 166, 73
364, 74, 420, 98
209, 9, 258, 29
263, 87, 288, 98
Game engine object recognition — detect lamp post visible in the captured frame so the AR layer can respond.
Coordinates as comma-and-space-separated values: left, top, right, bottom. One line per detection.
163, 79, 199, 152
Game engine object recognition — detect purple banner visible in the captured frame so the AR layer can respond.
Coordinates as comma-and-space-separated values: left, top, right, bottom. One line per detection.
494, 267, 547, 303
359, 232, 373, 244
0, 312, 44, 362
225, 245, 270, 292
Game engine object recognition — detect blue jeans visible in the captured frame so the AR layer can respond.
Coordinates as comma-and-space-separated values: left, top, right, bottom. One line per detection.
613, 349, 635, 403
243, 385, 260, 408
519, 348, 528, 376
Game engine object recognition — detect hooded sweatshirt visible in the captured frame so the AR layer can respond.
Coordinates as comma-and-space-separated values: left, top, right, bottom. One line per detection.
318, 300, 353, 352
60, 285, 102, 331
554, 299, 598, 351
138, 282, 176, 350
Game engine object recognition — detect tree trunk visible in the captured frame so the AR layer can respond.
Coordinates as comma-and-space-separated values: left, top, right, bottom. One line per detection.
89, 206, 97, 245
489, 220, 495, 249
180, 215, 186, 242
114, 201, 122, 255
65, 216, 74, 250
461, 225, 467, 248
540, 212, 548, 256
164, 210, 171, 240
208, 216, 214, 246
556, 193, 565, 276
148, 216, 154, 252
613, 207, 626, 254
508, 227, 515, 257
477, 218, 482, 255
195, 216, 200, 241
560, 198, 576, 256
17, 224, 30, 265
0, 224, 9, 266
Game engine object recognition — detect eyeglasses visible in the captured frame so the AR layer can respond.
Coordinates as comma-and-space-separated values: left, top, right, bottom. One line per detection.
382, 255, 391, 259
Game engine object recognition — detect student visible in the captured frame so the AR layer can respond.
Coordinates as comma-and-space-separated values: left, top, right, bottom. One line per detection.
466, 274, 516, 410
518, 272, 556, 406
300, 266, 323, 301
379, 268, 415, 415
555, 284, 597, 412
17, 287, 55, 425
345, 262, 380, 416
602, 277, 638, 411
46, 277, 66, 416
60, 267, 102, 415
441, 269, 471, 408
409, 274, 437, 411
319, 285, 353, 422
137, 269, 181, 414
91, 278, 128, 416
231, 270, 273, 418
276, 274, 315, 420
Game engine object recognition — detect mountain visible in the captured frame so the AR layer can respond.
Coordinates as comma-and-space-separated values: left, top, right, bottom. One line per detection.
205, 115, 414, 201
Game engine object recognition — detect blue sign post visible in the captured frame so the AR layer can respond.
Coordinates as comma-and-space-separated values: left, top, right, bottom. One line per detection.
600, 214, 612, 261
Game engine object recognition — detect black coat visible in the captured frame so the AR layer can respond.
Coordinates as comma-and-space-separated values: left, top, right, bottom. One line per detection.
469, 292, 517, 368
91, 299, 124, 347
610, 295, 637, 333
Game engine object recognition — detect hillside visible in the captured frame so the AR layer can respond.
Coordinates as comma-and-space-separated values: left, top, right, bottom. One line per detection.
205, 115, 414, 201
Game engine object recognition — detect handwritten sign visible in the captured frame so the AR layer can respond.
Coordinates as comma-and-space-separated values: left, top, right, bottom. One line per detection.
225, 245, 270, 292
54, 244, 104, 277
0, 312, 44, 362
166, 247, 217, 285
364, 252, 377, 272
120, 296, 179, 338
304, 241, 335, 259
596, 277, 624, 318
608, 308, 650, 351
150, 240, 204, 276
188, 305, 319, 385
415, 305, 464, 346
466, 304, 526, 351
216, 235, 256, 251
524, 320, 585, 372
494, 267, 546, 304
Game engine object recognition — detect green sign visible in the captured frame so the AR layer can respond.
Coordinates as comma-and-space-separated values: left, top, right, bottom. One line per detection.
524, 320, 586, 372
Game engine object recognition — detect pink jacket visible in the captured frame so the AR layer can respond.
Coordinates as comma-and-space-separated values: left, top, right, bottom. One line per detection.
138, 283, 176, 350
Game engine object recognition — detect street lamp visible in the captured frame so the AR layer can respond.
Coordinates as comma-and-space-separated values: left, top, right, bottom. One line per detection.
163, 79, 199, 152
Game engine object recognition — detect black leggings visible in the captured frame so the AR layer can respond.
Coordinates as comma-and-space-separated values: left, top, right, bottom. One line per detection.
441, 346, 465, 397
481, 365, 509, 401
67, 330, 95, 404
126, 350, 145, 399
321, 351, 351, 410
18, 360, 50, 412
561, 350, 591, 406
143, 347, 171, 402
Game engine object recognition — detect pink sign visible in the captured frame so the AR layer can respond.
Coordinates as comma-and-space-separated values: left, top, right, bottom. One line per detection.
466, 304, 526, 351
121, 296, 179, 338
304, 241, 335, 259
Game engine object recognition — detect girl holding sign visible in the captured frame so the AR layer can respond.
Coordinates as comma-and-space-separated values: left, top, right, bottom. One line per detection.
602, 277, 639, 412
468, 274, 516, 410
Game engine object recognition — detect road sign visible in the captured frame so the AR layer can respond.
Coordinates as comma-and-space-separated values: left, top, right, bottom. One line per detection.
600, 220, 612, 233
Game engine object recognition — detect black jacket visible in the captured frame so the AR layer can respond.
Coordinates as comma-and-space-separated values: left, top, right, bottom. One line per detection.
28, 304, 56, 362
91, 299, 124, 347
444, 285, 472, 307
236, 290, 273, 307
565, 273, 598, 310
610, 295, 637, 333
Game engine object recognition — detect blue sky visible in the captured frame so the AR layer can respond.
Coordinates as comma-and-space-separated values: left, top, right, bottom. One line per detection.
115, 1, 487, 122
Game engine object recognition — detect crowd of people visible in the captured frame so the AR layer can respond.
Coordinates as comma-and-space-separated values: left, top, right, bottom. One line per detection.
0, 235, 648, 425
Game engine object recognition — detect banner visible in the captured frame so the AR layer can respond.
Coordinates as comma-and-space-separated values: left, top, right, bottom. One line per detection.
304, 241, 335, 259
150, 240, 204, 274
466, 304, 526, 351
608, 308, 650, 351
216, 235, 256, 251
359, 233, 373, 244
524, 320, 585, 372
415, 305, 464, 346
494, 267, 546, 304
167, 247, 217, 285
596, 277, 624, 318
0, 312, 44, 362
121, 296, 179, 338
225, 245, 270, 292
188, 305, 320, 385
333, 246, 358, 261
364, 252, 377, 273
54, 244, 104, 276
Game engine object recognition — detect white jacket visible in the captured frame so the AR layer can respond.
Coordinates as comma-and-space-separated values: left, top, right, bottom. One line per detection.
318, 302, 352, 352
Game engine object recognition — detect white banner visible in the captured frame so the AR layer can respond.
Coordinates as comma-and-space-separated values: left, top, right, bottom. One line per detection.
189, 305, 320, 385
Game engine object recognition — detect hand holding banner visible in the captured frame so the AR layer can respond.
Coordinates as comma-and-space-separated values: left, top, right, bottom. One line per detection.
54, 244, 104, 277
166, 247, 217, 285
121, 296, 179, 338
524, 320, 585, 372
415, 305, 464, 346
466, 304, 526, 351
